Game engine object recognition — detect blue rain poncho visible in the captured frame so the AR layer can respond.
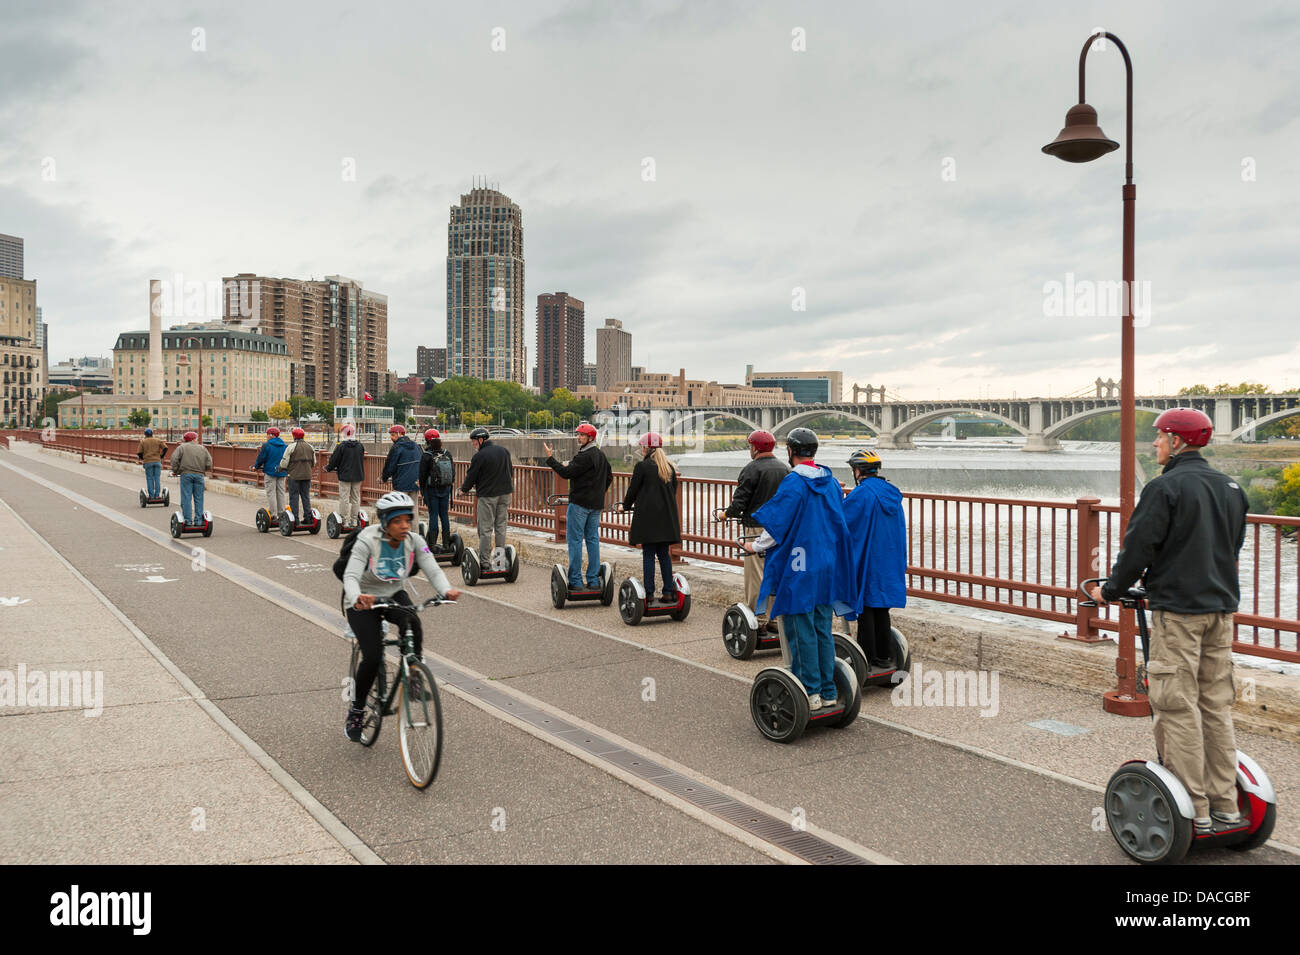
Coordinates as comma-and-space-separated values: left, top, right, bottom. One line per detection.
842, 476, 908, 614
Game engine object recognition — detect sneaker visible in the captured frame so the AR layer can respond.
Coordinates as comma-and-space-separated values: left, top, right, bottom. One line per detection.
821, 695, 839, 708
1194, 817, 1213, 834
344, 706, 365, 742
1211, 809, 1244, 826
659, 592, 678, 604
808, 694, 823, 711
765, 621, 780, 634
871, 658, 895, 670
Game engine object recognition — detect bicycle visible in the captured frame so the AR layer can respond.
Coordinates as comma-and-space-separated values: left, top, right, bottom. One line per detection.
346, 595, 455, 789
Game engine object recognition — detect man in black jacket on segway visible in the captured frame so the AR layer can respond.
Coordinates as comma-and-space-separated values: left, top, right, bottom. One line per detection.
1088, 407, 1249, 835
545, 422, 613, 591
713, 430, 788, 632
460, 426, 514, 565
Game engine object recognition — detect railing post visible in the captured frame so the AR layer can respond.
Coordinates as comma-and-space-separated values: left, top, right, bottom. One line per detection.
669, 477, 685, 560
1065, 496, 1106, 642
553, 476, 568, 543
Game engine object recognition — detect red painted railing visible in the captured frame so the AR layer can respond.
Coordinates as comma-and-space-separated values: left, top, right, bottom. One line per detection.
7, 429, 1297, 662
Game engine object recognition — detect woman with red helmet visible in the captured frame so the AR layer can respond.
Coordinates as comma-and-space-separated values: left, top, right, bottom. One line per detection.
712, 430, 788, 631
1089, 406, 1250, 833
623, 432, 682, 603
418, 428, 457, 550
544, 422, 613, 591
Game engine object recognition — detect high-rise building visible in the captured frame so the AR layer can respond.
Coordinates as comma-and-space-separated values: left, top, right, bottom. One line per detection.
0, 234, 22, 279
744, 367, 844, 404
222, 273, 387, 402
596, 318, 631, 393
537, 292, 584, 395
583, 363, 596, 388
416, 345, 447, 379
446, 186, 525, 383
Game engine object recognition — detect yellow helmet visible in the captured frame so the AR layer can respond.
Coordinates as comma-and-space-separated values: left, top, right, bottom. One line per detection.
848, 449, 881, 471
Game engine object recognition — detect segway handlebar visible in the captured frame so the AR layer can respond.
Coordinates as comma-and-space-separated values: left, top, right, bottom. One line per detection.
1078, 577, 1147, 608
546, 493, 626, 512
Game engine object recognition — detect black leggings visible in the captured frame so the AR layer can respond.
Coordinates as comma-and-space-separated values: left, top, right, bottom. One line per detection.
641, 543, 675, 597
856, 607, 893, 661
345, 590, 423, 708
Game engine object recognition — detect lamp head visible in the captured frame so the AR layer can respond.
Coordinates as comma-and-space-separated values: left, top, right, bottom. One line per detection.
1042, 103, 1119, 163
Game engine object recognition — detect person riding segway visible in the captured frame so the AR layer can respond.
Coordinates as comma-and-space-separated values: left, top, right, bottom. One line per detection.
252, 426, 289, 531
840, 449, 911, 688
418, 428, 461, 564
281, 427, 322, 535
618, 432, 690, 624
382, 424, 423, 527
168, 430, 213, 538
545, 422, 614, 606
325, 424, 369, 538
136, 427, 169, 507
458, 426, 517, 585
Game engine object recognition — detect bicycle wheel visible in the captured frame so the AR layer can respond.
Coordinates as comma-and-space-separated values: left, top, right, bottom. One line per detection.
399, 660, 443, 788
348, 640, 384, 747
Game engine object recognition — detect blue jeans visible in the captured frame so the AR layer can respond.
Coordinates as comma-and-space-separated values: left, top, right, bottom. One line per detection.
567, 503, 602, 587
180, 473, 205, 524
423, 489, 452, 542
782, 605, 837, 701
144, 462, 161, 497
641, 542, 674, 598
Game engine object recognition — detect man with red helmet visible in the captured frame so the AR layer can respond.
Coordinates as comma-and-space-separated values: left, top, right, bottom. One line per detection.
544, 422, 613, 591
382, 423, 423, 527
326, 424, 367, 530
285, 426, 317, 525
712, 430, 788, 631
1089, 407, 1249, 833
252, 426, 289, 522
169, 430, 212, 525
418, 428, 456, 549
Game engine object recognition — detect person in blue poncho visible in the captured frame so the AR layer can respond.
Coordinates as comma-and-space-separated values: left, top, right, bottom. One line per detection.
842, 449, 907, 668
741, 427, 857, 711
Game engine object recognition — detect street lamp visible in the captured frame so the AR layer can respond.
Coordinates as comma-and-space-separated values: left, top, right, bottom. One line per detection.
1043, 31, 1146, 717
174, 336, 205, 445
77, 370, 86, 464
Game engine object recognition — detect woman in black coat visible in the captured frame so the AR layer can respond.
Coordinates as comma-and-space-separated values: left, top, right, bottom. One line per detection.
623, 432, 681, 601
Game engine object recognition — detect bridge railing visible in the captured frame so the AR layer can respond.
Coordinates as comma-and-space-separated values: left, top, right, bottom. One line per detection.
9, 429, 1297, 663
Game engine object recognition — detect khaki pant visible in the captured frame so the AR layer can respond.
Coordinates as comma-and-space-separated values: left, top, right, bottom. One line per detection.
476, 493, 511, 557
1148, 610, 1238, 819
339, 481, 363, 525
743, 553, 772, 622
264, 474, 287, 515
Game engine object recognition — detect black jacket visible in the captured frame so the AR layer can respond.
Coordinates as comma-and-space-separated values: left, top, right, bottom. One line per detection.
547, 444, 613, 510
623, 457, 681, 546
326, 440, 366, 483
461, 440, 513, 497
419, 447, 455, 497
724, 454, 789, 528
1101, 451, 1249, 614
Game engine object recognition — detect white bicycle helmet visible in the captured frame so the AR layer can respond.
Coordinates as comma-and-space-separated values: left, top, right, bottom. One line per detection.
375, 491, 415, 526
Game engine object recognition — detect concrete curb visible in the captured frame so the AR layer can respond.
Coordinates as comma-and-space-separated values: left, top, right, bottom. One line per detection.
29, 443, 1300, 741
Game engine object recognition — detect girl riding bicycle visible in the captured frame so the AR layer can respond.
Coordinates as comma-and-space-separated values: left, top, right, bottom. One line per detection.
342, 491, 461, 742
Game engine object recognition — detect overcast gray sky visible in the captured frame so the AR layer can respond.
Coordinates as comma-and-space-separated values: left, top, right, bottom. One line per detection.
3, 0, 1298, 400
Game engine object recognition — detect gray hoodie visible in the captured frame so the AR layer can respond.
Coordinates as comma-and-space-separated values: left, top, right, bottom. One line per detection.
342, 525, 453, 608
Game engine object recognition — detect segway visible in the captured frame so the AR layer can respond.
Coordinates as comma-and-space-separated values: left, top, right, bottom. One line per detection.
750, 617, 862, 743
832, 621, 911, 690
545, 493, 616, 608
170, 510, 213, 538
461, 544, 519, 586
139, 487, 170, 508
279, 506, 322, 536
416, 519, 463, 566
326, 509, 370, 539
254, 506, 281, 533
715, 517, 781, 658
618, 572, 691, 625
1080, 578, 1278, 864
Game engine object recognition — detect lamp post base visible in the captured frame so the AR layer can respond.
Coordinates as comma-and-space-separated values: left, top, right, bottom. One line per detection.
1102, 690, 1151, 717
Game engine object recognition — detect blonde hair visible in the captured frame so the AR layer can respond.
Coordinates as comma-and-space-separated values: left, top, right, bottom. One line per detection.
649, 446, 676, 484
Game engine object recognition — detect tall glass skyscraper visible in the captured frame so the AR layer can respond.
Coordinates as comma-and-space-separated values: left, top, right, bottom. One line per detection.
446, 185, 525, 383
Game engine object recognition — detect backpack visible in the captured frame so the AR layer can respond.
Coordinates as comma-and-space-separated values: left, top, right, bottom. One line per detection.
333, 525, 366, 580
434, 451, 455, 488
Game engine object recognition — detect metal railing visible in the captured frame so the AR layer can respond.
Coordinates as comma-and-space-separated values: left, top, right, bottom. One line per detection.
6, 429, 1297, 663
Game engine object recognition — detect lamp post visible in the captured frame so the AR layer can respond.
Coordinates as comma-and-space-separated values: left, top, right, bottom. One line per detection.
174, 336, 205, 445
78, 370, 86, 464
1043, 31, 1147, 717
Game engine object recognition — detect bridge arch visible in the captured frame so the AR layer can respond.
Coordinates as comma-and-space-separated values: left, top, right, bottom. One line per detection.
668, 408, 762, 434
1042, 403, 1169, 443
894, 407, 1029, 441
770, 407, 879, 437
1231, 406, 1300, 440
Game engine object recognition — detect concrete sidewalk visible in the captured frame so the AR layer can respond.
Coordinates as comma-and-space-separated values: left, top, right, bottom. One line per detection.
0, 497, 361, 864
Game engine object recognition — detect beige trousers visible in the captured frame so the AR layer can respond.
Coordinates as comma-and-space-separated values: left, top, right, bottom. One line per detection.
743, 553, 772, 622
1147, 610, 1239, 818
339, 481, 362, 525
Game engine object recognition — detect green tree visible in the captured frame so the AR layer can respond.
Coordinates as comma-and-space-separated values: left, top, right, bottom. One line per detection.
201, 415, 213, 428
127, 408, 151, 428
249, 410, 268, 422
381, 390, 415, 420
42, 389, 78, 421
1178, 382, 1272, 396
1273, 463, 1300, 519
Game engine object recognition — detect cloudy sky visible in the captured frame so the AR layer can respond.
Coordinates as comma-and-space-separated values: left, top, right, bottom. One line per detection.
3, 0, 1298, 401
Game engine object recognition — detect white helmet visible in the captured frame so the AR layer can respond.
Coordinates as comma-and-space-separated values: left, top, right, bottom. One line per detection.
375, 491, 415, 526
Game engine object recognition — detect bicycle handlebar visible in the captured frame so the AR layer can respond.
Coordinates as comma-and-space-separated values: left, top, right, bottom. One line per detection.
368, 596, 457, 613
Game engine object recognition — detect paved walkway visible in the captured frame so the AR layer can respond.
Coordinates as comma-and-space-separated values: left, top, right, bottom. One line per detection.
0, 496, 361, 864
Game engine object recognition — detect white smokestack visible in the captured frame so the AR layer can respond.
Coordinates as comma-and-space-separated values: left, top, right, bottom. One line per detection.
148, 279, 163, 401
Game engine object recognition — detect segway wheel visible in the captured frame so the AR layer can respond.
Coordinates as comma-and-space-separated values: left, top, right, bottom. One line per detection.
723, 607, 759, 660
327, 513, 340, 539
829, 660, 862, 728
505, 546, 519, 583
417, 521, 427, 538
751, 669, 810, 743
618, 580, 644, 625
599, 564, 614, 607
833, 632, 870, 688
309, 509, 321, 535
450, 534, 463, 567
890, 627, 912, 675
162, 488, 170, 506
550, 565, 567, 609
1104, 763, 1194, 865
139, 490, 147, 508
279, 515, 293, 536
202, 516, 213, 538
461, 550, 480, 586
255, 509, 268, 533
670, 593, 691, 622
1230, 802, 1276, 852
170, 514, 181, 539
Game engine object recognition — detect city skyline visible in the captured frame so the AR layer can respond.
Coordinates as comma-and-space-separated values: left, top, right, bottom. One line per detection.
3, 1, 1299, 401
